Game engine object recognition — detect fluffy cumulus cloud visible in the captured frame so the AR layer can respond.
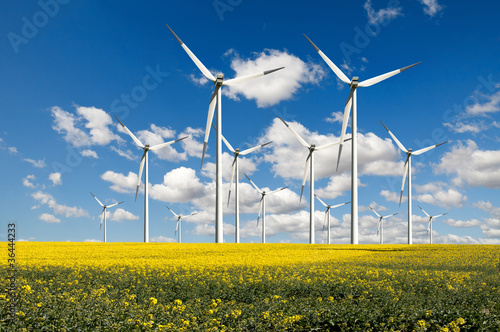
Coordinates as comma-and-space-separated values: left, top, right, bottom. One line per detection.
81, 149, 98, 159
442, 218, 481, 228
225, 49, 326, 108
418, 0, 444, 17
150, 167, 207, 203
473, 201, 500, 240
49, 172, 62, 186
414, 182, 467, 208
51, 106, 121, 147
465, 87, 500, 116
364, 0, 403, 25
108, 208, 139, 222
39, 213, 61, 224
101, 171, 139, 194
380, 189, 407, 204
435, 140, 500, 188
23, 174, 37, 188
32, 191, 88, 218
132, 124, 187, 162
24, 158, 46, 168
150, 235, 177, 243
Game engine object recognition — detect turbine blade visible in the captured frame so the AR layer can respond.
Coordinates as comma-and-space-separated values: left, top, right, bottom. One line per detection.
434, 213, 447, 219
316, 137, 350, 151
220, 131, 235, 153
323, 212, 328, 231
107, 201, 124, 209
166, 205, 178, 217
400, 159, 409, 207
223, 67, 284, 86
227, 160, 237, 206
165, 24, 216, 82
314, 194, 328, 208
303, 34, 350, 84
278, 117, 310, 148
358, 62, 421, 87
369, 206, 381, 218
240, 141, 272, 156
331, 201, 350, 209
268, 186, 288, 195
300, 155, 311, 201
99, 209, 105, 230
115, 116, 145, 148
336, 88, 354, 170
135, 151, 147, 202
149, 136, 188, 151
412, 141, 448, 156
380, 120, 407, 152
245, 174, 261, 193
257, 197, 263, 226
90, 192, 104, 207
418, 205, 430, 217
382, 213, 398, 219
184, 212, 198, 220
175, 219, 179, 234
201, 87, 220, 168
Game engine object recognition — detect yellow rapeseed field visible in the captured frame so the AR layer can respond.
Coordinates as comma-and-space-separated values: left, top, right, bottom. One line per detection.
2, 243, 500, 331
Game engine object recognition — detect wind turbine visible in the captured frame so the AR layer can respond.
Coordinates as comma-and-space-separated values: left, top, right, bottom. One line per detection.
279, 117, 346, 244
369, 206, 397, 245
220, 131, 272, 243
167, 24, 284, 243
166, 206, 197, 243
418, 205, 447, 244
315, 194, 350, 244
90, 192, 123, 243
115, 116, 187, 243
304, 34, 420, 245
380, 120, 447, 245
245, 174, 287, 243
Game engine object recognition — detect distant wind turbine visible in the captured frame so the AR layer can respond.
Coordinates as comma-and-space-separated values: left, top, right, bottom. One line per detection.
369, 206, 397, 245
245, 174, 287, 243
219, 130, 272, 243
279, 117, 347, 244
304, 33, 420, 244
166, 206, 197, 243
380, 120, 447, 245
115, 116, 187, 243
90, 192, 123, 243
167, 24, 284, 243
315, 194, 350, 244
418, 205, 447, 244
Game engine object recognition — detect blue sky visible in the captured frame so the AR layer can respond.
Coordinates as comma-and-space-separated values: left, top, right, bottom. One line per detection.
1, 0, 500, 244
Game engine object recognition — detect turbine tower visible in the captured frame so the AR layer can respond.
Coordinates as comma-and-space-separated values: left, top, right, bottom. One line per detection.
304, 34, 420, 244
166, 206, 197, 243
279, 117, 345, 244
90, 192, 123, 243
220, 132, 272, 243
167, 24, 284, 243
115, 116, 187, 243
380, 121, 447, 244
418, 205, 447, 244
315, 194, 350, 244
369, 206, 397, 245
245, 174, 287, 243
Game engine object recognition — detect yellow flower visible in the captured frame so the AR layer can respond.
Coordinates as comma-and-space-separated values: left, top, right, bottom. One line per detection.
149, 297, 158, 306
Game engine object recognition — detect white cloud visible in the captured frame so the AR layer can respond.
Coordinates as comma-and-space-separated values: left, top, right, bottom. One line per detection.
108, 208, 139, 222
39, 213, 61, 223
364, 0, 403, 25
110, 146, 135, 161
101, 171, 138, 193
188, 73, 210, 86
150, 235, 177, 243
435, 140, 500, 188
225, 49, 326, 107
380, 189, 407, 203
81, 149, 98, 158
443, 121, 487, 134
49, 172, 62, 186
465, 89, 500, 116
51, 105, 121, 148
180, 127, 204, 159
84, 239, 102, 243
315, 173, 358, 200
23, 174, 37, 188
442, 218, 481, 228
24, 158, 46, 168
414, 182, 467, 208
135, 124, 187, 162
32, 191, 89, 218
418, 0, 444, 17
150, 167, 207, 203
325, 111, 344, 124
201, 152, 260, 182
8, 146, 18, 154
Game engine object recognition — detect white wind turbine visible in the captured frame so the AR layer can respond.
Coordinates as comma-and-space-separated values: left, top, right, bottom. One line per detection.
166, 206, 197, 243
221, 132, 272, 243
369, 206, 397, 245
304, 34, 420, 244
245, 174, 287, 243
315, 194, 350, 244
279, 117, 347, 244
418, 205, 447, 244
167, 24, 284, 243
380, 120, 447, 245
90, 192, 123, 243
115, 116, 187, 243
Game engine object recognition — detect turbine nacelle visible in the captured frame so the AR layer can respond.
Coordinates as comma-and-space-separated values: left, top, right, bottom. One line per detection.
216, 74, 224, 85
350, 77, 359, 87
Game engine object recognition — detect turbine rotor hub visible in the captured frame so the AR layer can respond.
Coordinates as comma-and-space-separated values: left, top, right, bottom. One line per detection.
216, 74, 224, 85
351, 77, 359, 87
